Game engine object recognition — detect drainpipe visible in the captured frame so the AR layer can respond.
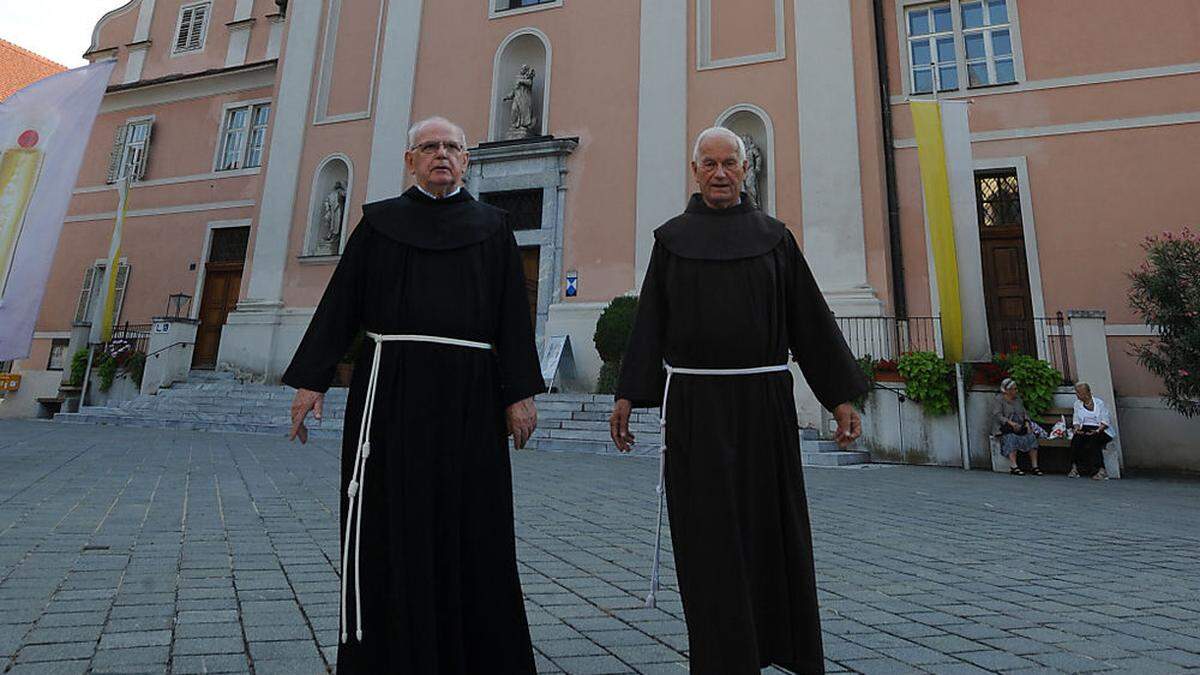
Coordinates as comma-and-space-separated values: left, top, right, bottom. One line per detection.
872, 0, 908, 319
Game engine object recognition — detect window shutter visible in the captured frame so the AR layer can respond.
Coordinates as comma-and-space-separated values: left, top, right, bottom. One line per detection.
175, 7, 195, 51
188, 5, 208, 50
133, 121, 153, 181
73, 266, 97, 324
113, 263, 130, 323
105, 124, 127, 184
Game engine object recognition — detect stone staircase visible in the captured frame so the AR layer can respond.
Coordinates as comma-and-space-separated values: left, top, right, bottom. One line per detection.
51, 371, 869, 465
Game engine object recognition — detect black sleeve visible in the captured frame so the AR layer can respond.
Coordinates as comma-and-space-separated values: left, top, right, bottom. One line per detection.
616, 242, 668, 409
494, 229, 546, 407
280, 220, 369, 393
784, 231, 870, 411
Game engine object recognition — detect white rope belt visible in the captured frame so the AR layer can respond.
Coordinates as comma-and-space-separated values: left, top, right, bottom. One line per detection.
645, 362, 790, 608
341, 332, 493, 644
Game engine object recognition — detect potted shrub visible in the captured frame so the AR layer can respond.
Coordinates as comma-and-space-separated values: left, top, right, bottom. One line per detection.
896, 351, 955, 415
593, 296, 639, 394
873, 357, 903, 382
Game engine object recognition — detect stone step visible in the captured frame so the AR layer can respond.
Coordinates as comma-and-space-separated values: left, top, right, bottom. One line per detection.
800, 439, 842, 454
801, 450, 871, 466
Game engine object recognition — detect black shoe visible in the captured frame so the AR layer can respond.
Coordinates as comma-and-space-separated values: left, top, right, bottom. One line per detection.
1010, 467, 1025, 476
1030, 467, 1044, 476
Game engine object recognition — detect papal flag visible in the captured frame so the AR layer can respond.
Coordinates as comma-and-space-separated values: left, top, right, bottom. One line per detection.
0, 60, 115, 361
911, 99, 991, 363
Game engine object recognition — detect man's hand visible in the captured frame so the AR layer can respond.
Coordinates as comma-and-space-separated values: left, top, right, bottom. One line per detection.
832, 403, 862, 448
507, 397, 537, 449
289, 388, 325, 444
610, 398, 636, 453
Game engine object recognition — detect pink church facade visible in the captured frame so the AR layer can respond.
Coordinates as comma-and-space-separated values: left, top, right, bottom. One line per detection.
7, 0, 1200, 468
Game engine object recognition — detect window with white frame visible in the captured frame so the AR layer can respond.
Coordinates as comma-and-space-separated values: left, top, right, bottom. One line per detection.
73, 262, 129, 326
904, 0, 1019, 95
174, 2, 211, 54
105, 119, 153, 184
217, 103, 271, 171
961, 0, 1016, 87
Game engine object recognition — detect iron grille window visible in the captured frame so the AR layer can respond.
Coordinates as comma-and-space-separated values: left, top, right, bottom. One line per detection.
975, 170, 1021, 229
481, 189, 543, 231
210, 227, 250, 263
503, 0, 555, 10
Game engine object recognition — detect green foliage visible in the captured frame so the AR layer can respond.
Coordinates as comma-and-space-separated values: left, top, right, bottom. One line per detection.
897, 351, 954, 415
851, 355, 876, 411
595, 359, 622, 395
1128, 228, 1200, 417
1004, 353, 1062, 417
96, 355, 117, 392
593, 296, 639, 363
69, 349, 89, 386
125, 352, 147, 388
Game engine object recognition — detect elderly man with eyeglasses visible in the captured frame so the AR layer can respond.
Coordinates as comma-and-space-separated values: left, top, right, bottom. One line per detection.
283, 116, 542, 673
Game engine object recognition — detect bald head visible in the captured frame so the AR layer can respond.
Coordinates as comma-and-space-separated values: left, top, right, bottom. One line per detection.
692, 127, 746, 163
404, 116, 470, 197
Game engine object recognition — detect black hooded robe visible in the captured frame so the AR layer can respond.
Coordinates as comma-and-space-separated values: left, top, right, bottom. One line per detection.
617, 195, 869, 675
281, 186, 544, 674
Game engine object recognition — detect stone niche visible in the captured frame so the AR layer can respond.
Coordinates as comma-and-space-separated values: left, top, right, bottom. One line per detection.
303, 155, 351, 258
466, 137, 577, 343
490, 29, 550, 141
717, 105, 774, 215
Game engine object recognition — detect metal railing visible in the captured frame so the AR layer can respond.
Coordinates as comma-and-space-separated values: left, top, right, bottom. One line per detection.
835, 316, 944, 361
992, 312, 1074, 384
104, 322, 152, 357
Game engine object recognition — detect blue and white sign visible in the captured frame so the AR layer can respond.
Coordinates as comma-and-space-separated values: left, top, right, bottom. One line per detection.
565, 270, 578, 298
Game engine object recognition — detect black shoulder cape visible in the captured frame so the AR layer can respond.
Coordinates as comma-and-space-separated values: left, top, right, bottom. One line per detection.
653, 193, 785, 260
361, 186, 507, 250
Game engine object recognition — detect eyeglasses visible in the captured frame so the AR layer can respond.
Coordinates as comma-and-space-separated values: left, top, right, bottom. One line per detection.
411, 140, 465, 156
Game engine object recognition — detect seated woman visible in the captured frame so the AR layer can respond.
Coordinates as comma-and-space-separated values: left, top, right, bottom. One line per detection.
1070, 382, 1113, 480
991, 379, 1042, 475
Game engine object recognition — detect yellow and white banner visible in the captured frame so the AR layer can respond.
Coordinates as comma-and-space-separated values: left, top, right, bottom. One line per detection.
89, 176, 130, 344
911, 100, 991, 363
0, 60, 115, 360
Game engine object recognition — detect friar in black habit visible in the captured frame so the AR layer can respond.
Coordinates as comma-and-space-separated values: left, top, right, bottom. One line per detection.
610, 127, 870, 675
283, 116, 543, 674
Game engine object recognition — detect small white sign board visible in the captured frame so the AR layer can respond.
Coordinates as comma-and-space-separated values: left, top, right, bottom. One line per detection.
540, 335, 573, 391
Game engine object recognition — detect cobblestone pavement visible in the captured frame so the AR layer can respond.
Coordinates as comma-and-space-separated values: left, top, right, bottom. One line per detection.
1, 420, 1198, 675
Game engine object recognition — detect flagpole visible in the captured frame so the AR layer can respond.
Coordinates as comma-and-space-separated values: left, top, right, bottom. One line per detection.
80, 345, 95, 408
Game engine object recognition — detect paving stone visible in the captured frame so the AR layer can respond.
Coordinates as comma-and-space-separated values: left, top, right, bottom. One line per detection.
4, 421, 1200, 675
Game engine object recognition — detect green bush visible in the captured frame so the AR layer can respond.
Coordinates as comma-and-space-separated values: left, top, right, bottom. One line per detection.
851, 355, 876, 411
593, 296, 639, 363
125, 352, 147, 388
96, 355, 117, 392
593, 296, 639, 394
897, 351, 954, 415
595, 360, 622, 395
1005, 353, 1062, 417
1128, 228, 1200, 417
68, 349, 89, 386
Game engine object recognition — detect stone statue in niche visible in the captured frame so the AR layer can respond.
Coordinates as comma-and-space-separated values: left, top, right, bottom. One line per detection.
315, 181, 346, 256
503, 65, 538, 140
741, 134, 764, 209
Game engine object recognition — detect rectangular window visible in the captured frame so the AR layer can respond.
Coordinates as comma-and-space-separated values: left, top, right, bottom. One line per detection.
47, 339, 69, 371
217, 103, 271, 171
174, 2, 211, 54
904, 0, 1019, 94
906, 3, 957, 94
496, 0, 557, 12
73, 263, 129, 326
106, 119, 153, 183
481, 189, 544, 230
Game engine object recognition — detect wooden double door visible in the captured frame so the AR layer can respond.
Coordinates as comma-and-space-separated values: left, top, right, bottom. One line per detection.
192, 227, 249, 369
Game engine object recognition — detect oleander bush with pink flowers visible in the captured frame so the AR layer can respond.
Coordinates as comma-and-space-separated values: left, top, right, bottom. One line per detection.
1128, 228, 1200, 418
